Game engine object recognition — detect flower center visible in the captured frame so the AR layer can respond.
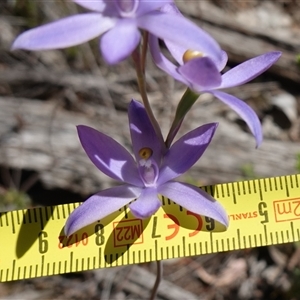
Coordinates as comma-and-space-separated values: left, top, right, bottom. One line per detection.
138, 147, 158, 185
139, 147, 153, 160
182, 49, 204, 63
113, 0, 139, 17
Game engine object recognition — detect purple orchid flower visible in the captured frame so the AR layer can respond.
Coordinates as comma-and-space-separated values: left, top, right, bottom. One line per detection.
12, 0, 223, 65
149, 4, 281, 147
65, 100, 228, 236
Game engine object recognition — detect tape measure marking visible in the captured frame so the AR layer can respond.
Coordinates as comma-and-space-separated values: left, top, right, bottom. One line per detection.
1, 174, 300, 282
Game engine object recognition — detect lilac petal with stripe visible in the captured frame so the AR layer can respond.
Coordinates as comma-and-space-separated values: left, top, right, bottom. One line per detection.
158, 123, 218, 184
158, 181, 229, 227
128, 100, 163, 166
137, 12, 222, 63
129, 187, 161, 218
178, 57, 222, 90
65, 185, 142, 236
77, 125, 143, 186
210, 91, 262, 147
101, 19, 140, 64
12, 14, 115, 50
220, 51, 281, 89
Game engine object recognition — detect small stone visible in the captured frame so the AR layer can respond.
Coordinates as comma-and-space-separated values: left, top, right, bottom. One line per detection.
270, 92, 297, 126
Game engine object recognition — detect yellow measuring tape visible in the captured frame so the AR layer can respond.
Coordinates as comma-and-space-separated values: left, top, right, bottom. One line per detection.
1, 174, 300, 282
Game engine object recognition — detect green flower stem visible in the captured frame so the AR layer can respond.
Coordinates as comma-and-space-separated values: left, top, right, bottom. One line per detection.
149, 260, 163, 300
132, 47, 165, 149
165, 88, 199, 147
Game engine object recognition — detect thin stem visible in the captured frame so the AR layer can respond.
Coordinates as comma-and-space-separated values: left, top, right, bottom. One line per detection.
149, 260, 163, 300
141, 31, 149, 75
131, 48, 165, 148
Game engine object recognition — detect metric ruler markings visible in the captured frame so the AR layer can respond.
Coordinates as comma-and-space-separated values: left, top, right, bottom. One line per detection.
1, 174, 300, 282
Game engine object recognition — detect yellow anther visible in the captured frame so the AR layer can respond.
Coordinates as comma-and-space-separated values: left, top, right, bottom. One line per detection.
182, 50, 204, 63
139, 147, 153, 160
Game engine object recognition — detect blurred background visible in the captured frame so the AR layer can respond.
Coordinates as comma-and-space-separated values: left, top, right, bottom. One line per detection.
0, 0, 300, 299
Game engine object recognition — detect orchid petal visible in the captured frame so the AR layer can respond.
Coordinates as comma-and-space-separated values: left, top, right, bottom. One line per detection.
137, 0, 173, 16
129, 187, 161, 218
73, 0, 106, 12
128, 100, 163, 167
100, 19, 140, 64
217, 50, 228, 71
146, 3, 222, 65
77, 125, 143, 186
149, 36, 187, 83
12, 14, 115, 51
137, 12, 222, 63
210, 91, 262, 147
65, 184, 142, 236
156, 3, 187, 65
220, 51, 281, 89
158, 123, 218, 184
159, 2, 180, 14
164, 39, 186, 65
178, 57, 222, 91
158, 181, 229, 227
160, 4, 226, 68
137, 0, 174, 16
